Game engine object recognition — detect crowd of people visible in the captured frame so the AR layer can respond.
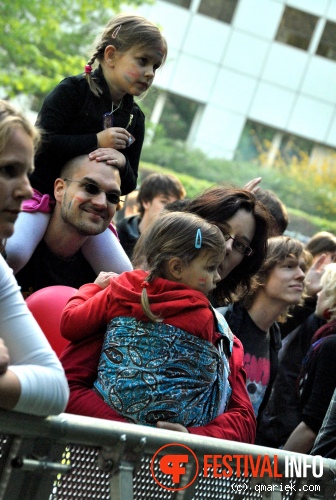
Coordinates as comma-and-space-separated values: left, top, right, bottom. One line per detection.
1, 12, 335, 462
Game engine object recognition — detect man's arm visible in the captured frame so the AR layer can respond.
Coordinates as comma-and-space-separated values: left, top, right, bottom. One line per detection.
283, 421, 316, 454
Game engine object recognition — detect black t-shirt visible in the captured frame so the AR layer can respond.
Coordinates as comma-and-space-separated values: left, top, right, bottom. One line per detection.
16, 239, 97, 298
225, 305, 271, 417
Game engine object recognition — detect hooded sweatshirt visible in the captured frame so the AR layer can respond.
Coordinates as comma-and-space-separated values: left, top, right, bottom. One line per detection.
60, 270, 256, 442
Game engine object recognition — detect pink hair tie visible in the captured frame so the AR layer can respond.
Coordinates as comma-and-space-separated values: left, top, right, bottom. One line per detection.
84, 64, 92, 74
141, 281, 150, 289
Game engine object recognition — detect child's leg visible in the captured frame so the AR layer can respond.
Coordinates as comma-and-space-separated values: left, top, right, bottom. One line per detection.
82, 228, 133, 275
6, 212, 50, 274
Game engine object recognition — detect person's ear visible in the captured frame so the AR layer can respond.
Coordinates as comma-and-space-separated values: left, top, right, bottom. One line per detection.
142, 199, 152, 212
168, 257, 184, 281
54, 178, 66, 202
105, 45, 117, 67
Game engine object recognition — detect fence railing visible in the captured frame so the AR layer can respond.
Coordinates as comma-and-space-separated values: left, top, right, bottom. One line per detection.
0, 410, 334, 499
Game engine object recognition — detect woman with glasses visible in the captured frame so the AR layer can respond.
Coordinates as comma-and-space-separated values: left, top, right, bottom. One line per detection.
221, 236, 312, 421
184, 186, 270, 307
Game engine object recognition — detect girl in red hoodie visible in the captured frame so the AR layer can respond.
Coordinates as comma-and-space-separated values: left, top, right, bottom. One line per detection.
61, 211, 256, 440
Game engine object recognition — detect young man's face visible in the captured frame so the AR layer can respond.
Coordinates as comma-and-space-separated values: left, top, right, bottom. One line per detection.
263, 255, 306, 307
56, 158, 121, 236
142, 193, 179, 223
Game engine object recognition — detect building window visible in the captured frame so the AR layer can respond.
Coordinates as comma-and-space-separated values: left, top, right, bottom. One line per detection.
235, 120, 313, 165
164, 0, 192, 8
158, 92, 198, 141
198, 0, 238, 24
275, 7, 318, 51
140, 89, 198, 143
316, 20, 336, 62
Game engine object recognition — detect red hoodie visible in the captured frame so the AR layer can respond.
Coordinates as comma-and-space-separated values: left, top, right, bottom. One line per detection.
60, 270, 256, 442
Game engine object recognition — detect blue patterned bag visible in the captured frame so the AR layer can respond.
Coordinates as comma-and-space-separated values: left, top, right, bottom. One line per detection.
94, 316, 232, 427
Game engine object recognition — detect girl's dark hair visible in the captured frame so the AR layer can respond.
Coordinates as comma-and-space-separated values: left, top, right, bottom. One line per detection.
133, 211, 225, 321
86, 14, 167, 97
185, 186, 270, 305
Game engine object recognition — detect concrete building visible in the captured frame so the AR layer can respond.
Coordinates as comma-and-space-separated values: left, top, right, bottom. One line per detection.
131, 0, 336, 164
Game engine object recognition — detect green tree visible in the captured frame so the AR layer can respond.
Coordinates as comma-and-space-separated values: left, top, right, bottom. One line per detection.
0, 0, 146, 110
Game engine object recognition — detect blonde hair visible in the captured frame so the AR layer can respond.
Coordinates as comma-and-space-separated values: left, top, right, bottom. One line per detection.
0, 100, 40, 157
319, 263, 336, 321
0, 100, 40, 252
135, 211, 225, 322
85, 14, 167, 97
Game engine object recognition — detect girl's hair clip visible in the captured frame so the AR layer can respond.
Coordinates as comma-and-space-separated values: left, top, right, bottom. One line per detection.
195, 228, 202, 249
112, 25, 122, 39
141, 280, 150, 288
84, 64, 92, 74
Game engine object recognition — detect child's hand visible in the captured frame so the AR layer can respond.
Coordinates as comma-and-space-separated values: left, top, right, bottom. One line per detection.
0, 338, 10, 374
97, 127, 131, 150
94, 271, 119, 289
89, 148, 126, 173
156, 421, 189, 433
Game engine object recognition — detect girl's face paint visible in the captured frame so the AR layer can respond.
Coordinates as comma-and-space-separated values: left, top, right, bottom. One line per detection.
105, 45, 164, 99
198, 277, 207, 287
124, 66, 141, 82
178, 251, 222, 296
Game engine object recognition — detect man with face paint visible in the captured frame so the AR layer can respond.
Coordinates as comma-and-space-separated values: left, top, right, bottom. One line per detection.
15, 155, 121, 297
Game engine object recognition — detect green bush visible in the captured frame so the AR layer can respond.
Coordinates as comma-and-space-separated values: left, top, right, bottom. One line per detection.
140, 141, 336, 237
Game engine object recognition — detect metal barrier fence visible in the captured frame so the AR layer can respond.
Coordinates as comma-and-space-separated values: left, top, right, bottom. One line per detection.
0, 410, 334, 500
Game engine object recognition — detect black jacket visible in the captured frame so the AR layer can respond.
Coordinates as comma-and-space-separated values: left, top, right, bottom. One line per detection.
31, 66, 145, 196
116, 215, 141, 260
255, 312, 325, 447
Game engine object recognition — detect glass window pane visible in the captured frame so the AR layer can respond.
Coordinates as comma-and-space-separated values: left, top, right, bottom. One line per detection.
275, 6, 318, 51
198, 0, 238, 24
316, 20, 336, 62
235, 120, 313, 163
139, 88, 199, 142
159, 92, 198, 141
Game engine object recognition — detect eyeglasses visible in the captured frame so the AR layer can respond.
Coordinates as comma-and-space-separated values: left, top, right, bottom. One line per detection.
222, 231, 253, 256
63, 179, 121, 205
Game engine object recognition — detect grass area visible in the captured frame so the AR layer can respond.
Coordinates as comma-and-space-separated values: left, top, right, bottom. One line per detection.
139, 161, 215, 198
139, 161, 336, 238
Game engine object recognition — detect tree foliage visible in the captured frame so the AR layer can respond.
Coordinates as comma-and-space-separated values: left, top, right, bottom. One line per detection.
0, 0, 145, 109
